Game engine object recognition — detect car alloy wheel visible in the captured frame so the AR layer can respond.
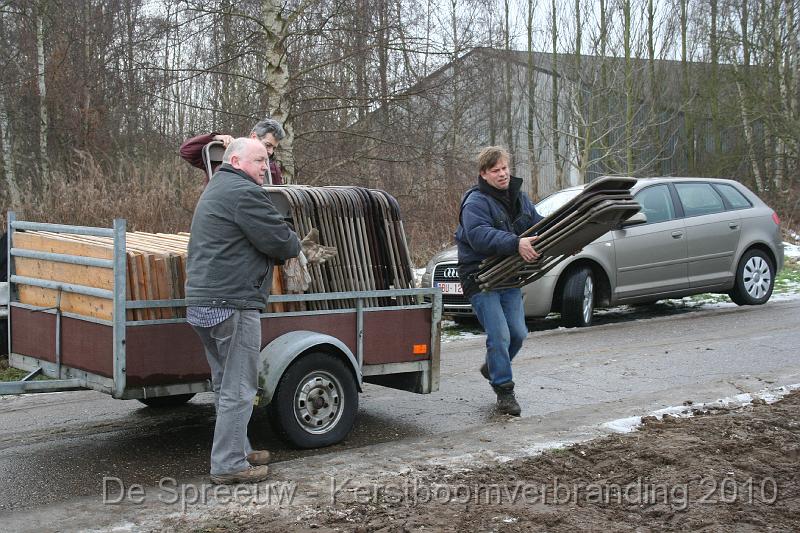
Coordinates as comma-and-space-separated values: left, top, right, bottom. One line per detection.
742, 255, 772, 300
729, 249, 775, 306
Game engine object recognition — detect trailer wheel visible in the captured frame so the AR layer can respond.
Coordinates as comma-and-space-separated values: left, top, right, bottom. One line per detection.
268, 351, 358, 449
138, 393, 195, 408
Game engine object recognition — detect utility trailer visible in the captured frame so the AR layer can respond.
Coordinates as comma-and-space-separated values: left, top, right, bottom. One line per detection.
2, 214, 442, 448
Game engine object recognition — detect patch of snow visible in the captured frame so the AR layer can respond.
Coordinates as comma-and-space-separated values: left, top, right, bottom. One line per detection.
519, 440, 578, 456
601, 416, 642, 433
602, 383, 800, 434
413, 267, 426, 287
769, 292, 800, 302
784, 241, 800, 258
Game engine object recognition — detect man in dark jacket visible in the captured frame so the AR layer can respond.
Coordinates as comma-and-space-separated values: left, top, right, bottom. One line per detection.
180, 117, 285, 186
455, 146, 543, 416
186, 137, 301, 484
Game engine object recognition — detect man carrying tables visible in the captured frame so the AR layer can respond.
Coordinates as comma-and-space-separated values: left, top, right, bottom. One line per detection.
455, 146, 543, 416
185, 138, 301, 484
180, 117, 286, 186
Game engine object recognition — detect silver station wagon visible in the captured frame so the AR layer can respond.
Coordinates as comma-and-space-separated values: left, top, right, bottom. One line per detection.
422, 177, 785, 327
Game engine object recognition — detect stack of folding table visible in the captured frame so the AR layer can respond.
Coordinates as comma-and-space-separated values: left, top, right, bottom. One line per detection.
263, 186, 416, 310
477, 177, 641, 291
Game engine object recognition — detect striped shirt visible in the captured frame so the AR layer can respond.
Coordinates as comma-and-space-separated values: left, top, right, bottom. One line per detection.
186, 306, 235, 328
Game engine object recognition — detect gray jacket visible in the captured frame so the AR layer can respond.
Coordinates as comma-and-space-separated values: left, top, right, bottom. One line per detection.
185, 164, 301, 310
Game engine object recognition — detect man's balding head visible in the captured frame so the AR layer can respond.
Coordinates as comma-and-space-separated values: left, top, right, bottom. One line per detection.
223, 138, 269, 185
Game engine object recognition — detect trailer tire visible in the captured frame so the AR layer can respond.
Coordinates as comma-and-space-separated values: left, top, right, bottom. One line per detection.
138, 393, 195, 408
268, 351, 358, 449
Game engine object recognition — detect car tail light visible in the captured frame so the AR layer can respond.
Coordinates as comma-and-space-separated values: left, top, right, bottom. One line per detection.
771, 212, 781, 226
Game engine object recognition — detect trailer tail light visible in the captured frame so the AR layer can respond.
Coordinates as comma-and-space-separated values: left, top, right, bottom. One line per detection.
413, 344, 428, 355
772, 212, 781, 226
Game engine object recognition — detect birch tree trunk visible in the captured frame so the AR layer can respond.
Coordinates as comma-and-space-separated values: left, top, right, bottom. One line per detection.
35, 2, 49, 180
261, 0, 294, 182
0, 9, 19, 207
0, 89, 20, 208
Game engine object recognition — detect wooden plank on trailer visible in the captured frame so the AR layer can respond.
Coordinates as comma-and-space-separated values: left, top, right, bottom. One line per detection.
13, 232, 116, 320
15, 232, 113, 260
136, 253, 154, 320
269, 266, 285, 313
17, 285, 113, 321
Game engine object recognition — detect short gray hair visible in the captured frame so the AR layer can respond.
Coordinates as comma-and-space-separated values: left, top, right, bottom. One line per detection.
222, 137, 257, 163
250, 117, 285, 141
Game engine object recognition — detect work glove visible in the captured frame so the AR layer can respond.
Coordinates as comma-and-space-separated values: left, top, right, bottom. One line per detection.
301, 228, 337, 264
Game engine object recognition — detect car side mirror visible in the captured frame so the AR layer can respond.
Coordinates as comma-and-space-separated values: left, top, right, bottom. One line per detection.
619, 212, 647, 228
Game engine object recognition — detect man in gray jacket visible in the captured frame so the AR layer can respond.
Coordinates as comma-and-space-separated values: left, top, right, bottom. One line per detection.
186, 137, 301, 484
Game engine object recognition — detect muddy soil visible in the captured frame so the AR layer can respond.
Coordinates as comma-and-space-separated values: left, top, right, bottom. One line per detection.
166, 391, 800, 532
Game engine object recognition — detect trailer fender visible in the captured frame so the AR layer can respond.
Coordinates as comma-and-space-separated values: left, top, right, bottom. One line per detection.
257, 330, 362, 404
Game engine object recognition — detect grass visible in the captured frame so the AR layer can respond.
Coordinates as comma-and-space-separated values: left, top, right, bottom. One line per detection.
0, 355, 30, 381
774, 258, 800, 293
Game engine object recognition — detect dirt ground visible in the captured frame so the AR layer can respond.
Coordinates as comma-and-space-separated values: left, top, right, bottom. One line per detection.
166, 391, 799, 532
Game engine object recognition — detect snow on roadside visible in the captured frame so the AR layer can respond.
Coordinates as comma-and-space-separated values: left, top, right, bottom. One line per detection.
602, 383, 800, 434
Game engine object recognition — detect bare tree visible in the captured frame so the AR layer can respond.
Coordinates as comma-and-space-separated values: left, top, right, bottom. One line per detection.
34, 0, 48, 180
526, 0, 541, 199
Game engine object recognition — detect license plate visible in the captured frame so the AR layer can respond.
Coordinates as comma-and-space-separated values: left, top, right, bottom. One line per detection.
437, 282, 463, 295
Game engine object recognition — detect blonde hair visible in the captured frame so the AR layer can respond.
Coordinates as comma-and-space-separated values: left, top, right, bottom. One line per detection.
478, 146, 510, 173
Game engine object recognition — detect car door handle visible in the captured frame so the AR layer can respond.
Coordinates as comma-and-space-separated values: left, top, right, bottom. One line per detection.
729, 222, 739, 229
671, 231, 683, 239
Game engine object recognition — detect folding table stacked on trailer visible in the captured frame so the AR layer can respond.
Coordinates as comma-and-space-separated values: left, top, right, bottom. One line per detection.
263, 186, 416, 310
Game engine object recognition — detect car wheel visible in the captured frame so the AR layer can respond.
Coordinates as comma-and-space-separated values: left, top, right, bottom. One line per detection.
268, 352, 358, 449
138, 393, 195, 408
561, 267, 595, 327
728, 249, 774, 306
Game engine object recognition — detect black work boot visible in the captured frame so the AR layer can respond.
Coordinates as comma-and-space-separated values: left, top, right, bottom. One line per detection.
479, 363, 490, 381
492, 382, 521, 416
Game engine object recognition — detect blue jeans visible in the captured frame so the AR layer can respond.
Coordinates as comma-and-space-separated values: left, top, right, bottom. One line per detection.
192, 310, 261, 475
470, 288, 528, 386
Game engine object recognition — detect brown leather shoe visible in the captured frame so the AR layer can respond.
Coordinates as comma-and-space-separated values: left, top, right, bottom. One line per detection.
247, 450, 271, 466
210, 465, 269, 485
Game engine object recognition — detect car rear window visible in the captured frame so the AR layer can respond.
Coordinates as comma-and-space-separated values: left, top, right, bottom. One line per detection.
675, 183, 725, 217
714, 183, 752, 209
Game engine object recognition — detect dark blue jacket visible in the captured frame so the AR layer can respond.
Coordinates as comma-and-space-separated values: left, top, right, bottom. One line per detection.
455, 176, 542, 296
